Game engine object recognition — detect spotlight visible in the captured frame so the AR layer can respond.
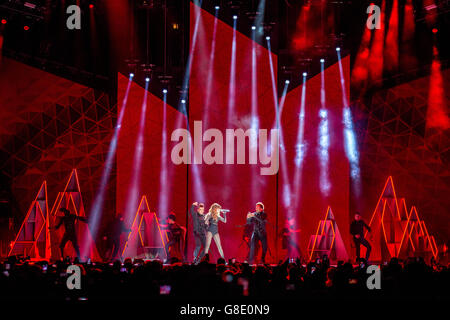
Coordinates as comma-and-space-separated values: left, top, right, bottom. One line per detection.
266, 36, 270, 40
163, 89, 168, 94
251, 26, 256, 30
320, 58, 325, 63
336, 47, 341, 51
302, 72, 307, 77
181, 99, 186, 104
23, 25, 30, 31
285, 80, 290, 84
1, 19, 6, 25
432, 28, 438, 34
89, 4, 94, 9
145, 77, 150, 82
129, 73, 134, 78
233, 15, 238, 20
215, 6, 220, 10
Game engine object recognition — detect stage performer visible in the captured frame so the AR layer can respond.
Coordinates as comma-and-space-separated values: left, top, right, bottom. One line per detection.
51, 208, 87, 260
204, 203, 227, 260
190, 202, 206, 264
104, 214, 130, 261
281, 217, 302, 260
247, 202, 268, 264
161, 213, 185, 263
350, 212, 372, 262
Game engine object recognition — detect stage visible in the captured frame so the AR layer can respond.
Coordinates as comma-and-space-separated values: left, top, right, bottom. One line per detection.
0, 0, 449, 306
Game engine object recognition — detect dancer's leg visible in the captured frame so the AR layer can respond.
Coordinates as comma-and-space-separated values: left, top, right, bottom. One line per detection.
213, 233, 224, 259
204, 232, 213, 254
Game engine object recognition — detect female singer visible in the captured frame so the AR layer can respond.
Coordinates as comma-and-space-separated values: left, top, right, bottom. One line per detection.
204, 203, 226, 260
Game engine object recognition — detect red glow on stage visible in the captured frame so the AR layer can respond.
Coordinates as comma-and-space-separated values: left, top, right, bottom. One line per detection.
432, 28, 438, 34
291, 3, 335, 52
403, 0, 415, 40
426, 46, 450, 130
23, 25, 29, 31
1, 19, 6, 24
384, 0, 399, 73
351, 15, 372, 92
368, 0, 385, 85
400, 0, 417, 71
89, 4, 94, 9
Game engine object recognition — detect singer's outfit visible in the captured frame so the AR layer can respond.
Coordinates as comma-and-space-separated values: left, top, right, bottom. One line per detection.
204, 212, 227, 259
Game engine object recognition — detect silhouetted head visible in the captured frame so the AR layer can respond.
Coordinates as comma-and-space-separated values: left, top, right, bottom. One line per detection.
354, 212, 361, 221
59, 208, 70, 216
286, 217, 295, 227
197, 203, 205, 214
168, 213, 176, 224
256, 202, 264, 213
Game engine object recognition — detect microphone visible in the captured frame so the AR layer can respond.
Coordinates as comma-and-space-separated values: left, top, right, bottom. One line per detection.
220, 209, 230, 213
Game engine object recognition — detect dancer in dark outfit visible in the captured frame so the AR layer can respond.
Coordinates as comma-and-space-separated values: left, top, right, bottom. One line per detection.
105, 214, 130, 261
190, 202, 206, 264
52, 208, 87, 260
281, 217, 302, 259
350, 212, 372, 261
204, 203, 226, 260
247, 202, 268, 264
161, 213, 185, 263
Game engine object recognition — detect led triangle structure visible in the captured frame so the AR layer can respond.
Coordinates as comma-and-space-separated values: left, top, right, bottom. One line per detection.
9, 181, 50, 260
366, 176, 405, 262
122, 195, 167, 260
398, 206, 438, 260
48, 169, 100, 261
307, 206, 348, 261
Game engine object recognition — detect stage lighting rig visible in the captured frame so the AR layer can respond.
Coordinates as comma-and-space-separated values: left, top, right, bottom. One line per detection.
280, 65, 295, 84
415, 0, 450, 22
125, 58, 140, 77
140, 63, 156, 81
295, 57, 313, 75
330, 33, 345, 51
245, 10, 261, 22
262, 21, 276, 39
227, 0, 242, 10
138, 0, 163, 9
313, 44, 331, 57
0, 0, 46, 22
158, 73, 174, 87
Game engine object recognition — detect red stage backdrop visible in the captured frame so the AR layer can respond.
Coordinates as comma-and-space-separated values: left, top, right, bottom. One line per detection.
0, 57, 115, 253
187, 2, 278, 261
116, 3, 351, 262
116, 73, 188, 246
281, 57, 351, 259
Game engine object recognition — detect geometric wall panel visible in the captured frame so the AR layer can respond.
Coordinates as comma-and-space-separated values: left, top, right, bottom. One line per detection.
307, 206, 349, 262
366, 176, 406, 262
48, 169, 100, 261
121, 195, 166, 260
0, 57, 116, 258
398, 206, 438, 260
353, 69, 450, 246
8, 181, 49, 260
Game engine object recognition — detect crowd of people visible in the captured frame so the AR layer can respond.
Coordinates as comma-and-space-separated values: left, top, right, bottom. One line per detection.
0, 255, 448, 301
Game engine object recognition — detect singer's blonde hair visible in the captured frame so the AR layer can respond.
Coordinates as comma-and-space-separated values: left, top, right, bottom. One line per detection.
208, 203, 222, 220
